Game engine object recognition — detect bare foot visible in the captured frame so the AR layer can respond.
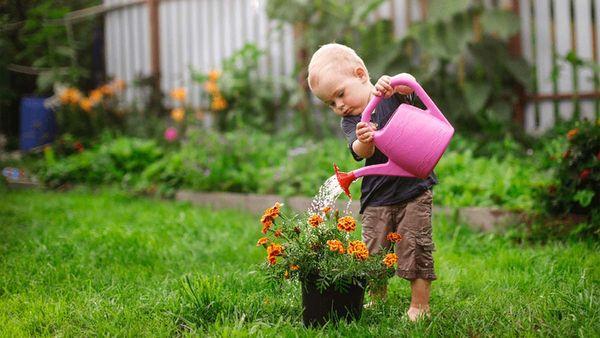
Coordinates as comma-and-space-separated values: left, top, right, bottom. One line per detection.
406, 306, 430, 322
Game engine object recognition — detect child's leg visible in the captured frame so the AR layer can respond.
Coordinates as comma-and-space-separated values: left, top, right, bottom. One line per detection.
407, 278, 431, 320
361, 205, 394, 303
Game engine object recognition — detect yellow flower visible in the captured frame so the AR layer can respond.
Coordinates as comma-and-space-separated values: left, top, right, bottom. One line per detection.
170, 107, 185, 122
307, 214, 324, 227
208, 70, 221, 81
383, 253, 398, 268
337, 216, 356, 232
326, 239, 345, 254
79, 98, 93, 112
170, 87, 187, 102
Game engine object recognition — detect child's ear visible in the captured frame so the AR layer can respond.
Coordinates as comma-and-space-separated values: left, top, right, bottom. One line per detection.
354, 67, 368, 82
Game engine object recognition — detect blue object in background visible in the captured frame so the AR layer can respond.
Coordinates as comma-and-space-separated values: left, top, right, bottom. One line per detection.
19, 96, 55, 151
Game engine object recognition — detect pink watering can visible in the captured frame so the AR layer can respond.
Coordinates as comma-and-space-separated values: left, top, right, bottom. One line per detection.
334, 73, 454, 198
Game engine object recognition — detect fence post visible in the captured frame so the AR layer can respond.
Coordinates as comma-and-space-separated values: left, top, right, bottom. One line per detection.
148, 0, 163, 115
509, 0, 526, 128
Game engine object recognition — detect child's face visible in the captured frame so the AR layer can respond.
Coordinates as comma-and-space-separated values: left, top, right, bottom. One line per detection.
312, 68, 372, 117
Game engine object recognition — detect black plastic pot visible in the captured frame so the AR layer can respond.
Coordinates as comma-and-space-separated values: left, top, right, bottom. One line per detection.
301, 274, 365, 327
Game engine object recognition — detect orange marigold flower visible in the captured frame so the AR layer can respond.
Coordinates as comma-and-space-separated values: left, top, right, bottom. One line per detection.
347, 240, 369, 260
387, 233, 402, 243
60, 88, 82, 105
261, 215, 273, 234
112, 79, 126, 91
267, 243, 283, 257
208, 69, 221, 81
263, 202, 282, 219
383, 253, 398, 268
100, 84, 114, 96
326, 239, 345, 254
284, 270, 289, 279
322, 206, 332, 214
211, 95, 228, 111
268, 255, 277, 265
256, 237, 268, 246
290, 264, 300, 271
274, 229, 282, 237
89, 89, 103, 104
337, 216, 356, 232
204, 81, 219, 95
170, 87, 187, 102
170, 107, 185, 122
79, 98, 93, 112
307, 214, 324, 227
567, 128, 578, 140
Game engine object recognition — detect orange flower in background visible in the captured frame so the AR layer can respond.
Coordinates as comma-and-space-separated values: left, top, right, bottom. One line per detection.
100, 84, 114, 96
290, 264, 300, 271
307, 214, 324, 227
326, 239, 345, 254
208, 70, 221, 81
383, 253, 398, 268
59, 87, 82, 105
337, 216, 356, 232
567, 128, 579, 140
170, 87, 187, 102
256, 237, 268, 246
112, 79, 126, 91
170, 107, 185, 122
211, 95, 228, 111
387, 233, 402, 243
347, 240, 369, 260
79, 98, 93, 112
89, 89, 103, 104
204, 81, 219, 95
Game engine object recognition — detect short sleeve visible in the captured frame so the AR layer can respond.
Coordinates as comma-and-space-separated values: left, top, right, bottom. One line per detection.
340, 117, 363, 161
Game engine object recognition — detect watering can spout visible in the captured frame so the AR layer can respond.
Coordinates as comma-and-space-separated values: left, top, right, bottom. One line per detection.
334, 163, 356, 199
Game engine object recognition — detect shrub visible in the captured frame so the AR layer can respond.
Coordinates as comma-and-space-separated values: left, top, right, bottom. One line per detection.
539, 119, 600, 227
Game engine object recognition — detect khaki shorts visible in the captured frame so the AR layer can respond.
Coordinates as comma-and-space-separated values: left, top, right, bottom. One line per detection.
361, 189, 436, 281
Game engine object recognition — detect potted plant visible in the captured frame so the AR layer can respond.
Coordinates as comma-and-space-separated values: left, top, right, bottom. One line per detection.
256, 202, 401, 326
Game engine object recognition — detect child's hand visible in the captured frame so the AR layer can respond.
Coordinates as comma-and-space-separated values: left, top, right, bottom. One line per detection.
356, 122, 377, 144
373, 74, 415, 97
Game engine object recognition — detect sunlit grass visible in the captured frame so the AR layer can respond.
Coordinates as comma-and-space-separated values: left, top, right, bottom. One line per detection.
1, 187, 598, 336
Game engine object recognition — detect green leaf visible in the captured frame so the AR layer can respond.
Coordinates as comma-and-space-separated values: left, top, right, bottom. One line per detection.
428, 0, 472, 22
480, 9, 520, 40
463, 81, 491, 113
573, 190, 595, 207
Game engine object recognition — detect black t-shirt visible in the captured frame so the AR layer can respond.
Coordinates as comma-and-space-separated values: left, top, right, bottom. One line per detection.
341, 94, 437, 214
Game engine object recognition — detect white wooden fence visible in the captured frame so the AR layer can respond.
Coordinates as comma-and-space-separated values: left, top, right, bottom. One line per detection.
104, 0, 600, 133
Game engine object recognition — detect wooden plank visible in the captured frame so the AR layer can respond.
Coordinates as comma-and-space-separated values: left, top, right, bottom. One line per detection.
553, 0, 574, 120
574, 0, 596, 120
533, 0, 554, 131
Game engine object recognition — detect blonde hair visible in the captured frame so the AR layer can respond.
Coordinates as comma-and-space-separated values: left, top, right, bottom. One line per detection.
307, 43, 369, 91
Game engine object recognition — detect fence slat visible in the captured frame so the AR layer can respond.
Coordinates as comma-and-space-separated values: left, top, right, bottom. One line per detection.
574, 0, 596, 119
533, 0, 554, 132
553, 0, 574, 120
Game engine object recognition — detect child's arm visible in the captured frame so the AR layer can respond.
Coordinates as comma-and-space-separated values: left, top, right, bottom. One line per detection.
352, 122, 377, 159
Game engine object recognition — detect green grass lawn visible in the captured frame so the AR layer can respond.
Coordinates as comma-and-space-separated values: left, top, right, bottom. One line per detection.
1, 187, 598, 336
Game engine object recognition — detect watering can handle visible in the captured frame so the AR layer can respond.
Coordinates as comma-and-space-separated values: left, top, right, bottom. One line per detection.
360, 74, 450, 126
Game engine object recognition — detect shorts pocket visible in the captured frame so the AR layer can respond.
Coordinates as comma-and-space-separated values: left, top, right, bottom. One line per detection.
416, 236, 435, 252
